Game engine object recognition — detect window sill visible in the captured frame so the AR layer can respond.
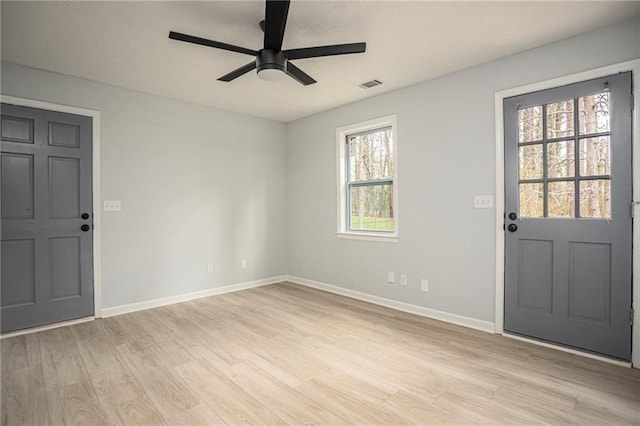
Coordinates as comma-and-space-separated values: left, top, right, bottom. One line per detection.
336, 232, 399, 243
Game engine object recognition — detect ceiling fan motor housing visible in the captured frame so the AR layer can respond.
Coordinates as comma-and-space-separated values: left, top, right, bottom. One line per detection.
256, 49, 287, 72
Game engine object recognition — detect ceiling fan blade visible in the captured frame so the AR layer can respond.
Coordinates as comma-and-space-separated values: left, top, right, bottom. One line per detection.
169, 31, 257, 56
264, 0, 290, 51
285, 42, 366, 60
286, 62, 316, 86
217, 61, 257, 82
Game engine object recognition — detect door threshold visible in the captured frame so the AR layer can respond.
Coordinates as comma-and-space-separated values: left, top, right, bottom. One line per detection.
503, 332, 631, 368
1, 316, 95, 339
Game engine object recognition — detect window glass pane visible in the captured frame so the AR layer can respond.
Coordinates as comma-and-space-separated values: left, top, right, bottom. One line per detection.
579, 136, 610, 176
518, 106, 542, 142
350, 184, 394, 231
546, 100, 574, 138
579, 180, 610, 219
348, 128, 393, 182
547, 140, 575, 178
579, 92, 609, 135
548, 181, 575, 218
519, 144, 543, 180
519, 183, 543, 218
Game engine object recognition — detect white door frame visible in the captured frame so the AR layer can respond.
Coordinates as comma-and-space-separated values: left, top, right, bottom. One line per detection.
494, 59, 640, 367
1, 95, 103, 318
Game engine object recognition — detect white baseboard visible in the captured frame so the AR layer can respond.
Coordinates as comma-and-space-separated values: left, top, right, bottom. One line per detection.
101, 275, 287, 318
286, 275, 495, 333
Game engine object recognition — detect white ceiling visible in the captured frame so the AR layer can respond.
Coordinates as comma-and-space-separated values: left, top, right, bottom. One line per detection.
2, 1, 638, 122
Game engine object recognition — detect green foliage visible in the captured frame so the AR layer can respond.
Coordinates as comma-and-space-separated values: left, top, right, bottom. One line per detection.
350, 216, 394, 231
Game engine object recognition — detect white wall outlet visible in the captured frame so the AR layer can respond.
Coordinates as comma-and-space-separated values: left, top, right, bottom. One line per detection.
387, 271, 395, 284
207, 264, 214, 274
103, 200, 122, 211
473, 195, 493, 209
241, 259, 248, 269
400, 274, 407, 286
421, 279, 429, 292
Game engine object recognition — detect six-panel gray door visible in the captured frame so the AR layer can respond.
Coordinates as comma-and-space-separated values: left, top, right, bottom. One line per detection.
504, 73, 633, 360
1, 103, 93, 333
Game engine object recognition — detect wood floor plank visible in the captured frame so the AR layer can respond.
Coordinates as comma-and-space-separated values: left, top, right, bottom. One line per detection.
381, 391, 464, 425
2, 282, 639, 425
115, 342, 200, 419
1, 334, 40, 371
55, 381, 110, 426
224, 362, 344, 425
165, 402, 227, 426
74, 321, 153, 425
38, 327, 88, 389
1, 364, 49, 426
113, 397, 168, 426
295, 378, 407, 425
175, 359, 286, 425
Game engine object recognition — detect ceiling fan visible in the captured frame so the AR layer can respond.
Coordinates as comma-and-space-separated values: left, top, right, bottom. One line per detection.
168, 0, 366, 85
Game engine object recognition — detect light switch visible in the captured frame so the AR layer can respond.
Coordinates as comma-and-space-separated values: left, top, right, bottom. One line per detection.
103, 200, 121, 211
473, 195, 493, 209
387, 271, 395, 284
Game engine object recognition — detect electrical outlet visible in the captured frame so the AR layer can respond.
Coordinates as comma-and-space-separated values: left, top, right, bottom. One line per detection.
241, 259, 248, 269
387, 271, 395, 284
207, 264, 214, 274
400, 274, 407, 286
421, 279, 429, 292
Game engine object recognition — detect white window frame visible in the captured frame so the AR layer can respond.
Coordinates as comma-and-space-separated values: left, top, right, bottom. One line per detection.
336, 114, 398, 242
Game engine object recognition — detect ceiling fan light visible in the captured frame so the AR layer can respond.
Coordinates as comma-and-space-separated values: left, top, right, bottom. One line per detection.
256, 49, 287, 82
257, 68, 285, 81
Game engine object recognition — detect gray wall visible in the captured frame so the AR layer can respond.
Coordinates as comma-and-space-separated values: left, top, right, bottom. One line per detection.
1, 61, 288, 309
286, 18, 640, 322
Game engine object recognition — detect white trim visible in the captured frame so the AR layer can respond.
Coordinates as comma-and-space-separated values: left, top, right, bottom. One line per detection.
335, 232, 399, 243
495, 93, 506, 334
287, 275, 495, 333
101, 275, 286, 318
493, 59, 640, 368
503, 333, 631, 368
0, 95, 103, 318
0, 316, 94, 339
336, 114, 399, 240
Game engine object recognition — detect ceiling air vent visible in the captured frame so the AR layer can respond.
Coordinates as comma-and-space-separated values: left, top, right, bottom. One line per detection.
359, 79, 383, 89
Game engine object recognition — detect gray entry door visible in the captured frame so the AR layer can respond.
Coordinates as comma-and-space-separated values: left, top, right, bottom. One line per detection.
503, 72, 633, 361
1, 103, 94, 333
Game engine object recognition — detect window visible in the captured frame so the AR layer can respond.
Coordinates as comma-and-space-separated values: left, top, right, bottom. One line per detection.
517, 92, 612, 219
336, 115, 398, 242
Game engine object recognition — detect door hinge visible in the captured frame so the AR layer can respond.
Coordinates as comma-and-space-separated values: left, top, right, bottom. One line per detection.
631, 308, 635, 325
632, 201, 639, 219
631, 92, 635, 112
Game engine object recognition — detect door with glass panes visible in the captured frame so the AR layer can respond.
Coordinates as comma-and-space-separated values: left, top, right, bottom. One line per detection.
503, 72, 632, 360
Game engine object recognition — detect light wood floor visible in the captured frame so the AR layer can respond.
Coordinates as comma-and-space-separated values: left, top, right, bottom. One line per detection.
2, 282, 640, 425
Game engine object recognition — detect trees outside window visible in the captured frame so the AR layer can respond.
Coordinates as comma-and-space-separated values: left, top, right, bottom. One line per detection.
517, 93, 610, 219
337, 116, 397, 239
